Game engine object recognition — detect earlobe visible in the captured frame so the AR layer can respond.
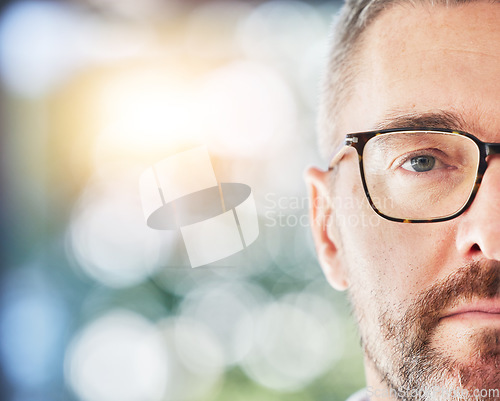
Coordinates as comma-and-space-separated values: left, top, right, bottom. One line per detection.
305, 166, 349, 291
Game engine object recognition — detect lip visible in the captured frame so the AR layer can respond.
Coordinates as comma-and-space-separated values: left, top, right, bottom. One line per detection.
441, 299, 500, 321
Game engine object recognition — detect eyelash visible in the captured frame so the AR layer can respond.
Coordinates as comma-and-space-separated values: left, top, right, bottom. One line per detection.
394, 149, 445, 171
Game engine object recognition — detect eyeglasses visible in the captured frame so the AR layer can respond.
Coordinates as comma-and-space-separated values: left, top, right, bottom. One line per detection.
328, 128, 500, 223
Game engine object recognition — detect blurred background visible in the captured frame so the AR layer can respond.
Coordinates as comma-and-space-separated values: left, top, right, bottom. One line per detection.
0, 0, 365, 400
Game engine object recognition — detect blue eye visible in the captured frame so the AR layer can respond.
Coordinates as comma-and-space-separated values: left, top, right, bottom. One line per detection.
402, 155, 436, 172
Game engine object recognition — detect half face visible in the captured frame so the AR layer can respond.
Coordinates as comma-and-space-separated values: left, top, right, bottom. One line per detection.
308, 2, 500, 400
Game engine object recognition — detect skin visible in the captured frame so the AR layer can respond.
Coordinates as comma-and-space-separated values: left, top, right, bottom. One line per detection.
307, 2, 500, 400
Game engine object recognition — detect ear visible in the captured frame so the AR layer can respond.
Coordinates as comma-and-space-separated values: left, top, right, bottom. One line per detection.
305, 166, 349, 291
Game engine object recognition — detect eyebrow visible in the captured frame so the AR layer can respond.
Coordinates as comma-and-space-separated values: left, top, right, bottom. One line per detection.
373, 110, 469, 132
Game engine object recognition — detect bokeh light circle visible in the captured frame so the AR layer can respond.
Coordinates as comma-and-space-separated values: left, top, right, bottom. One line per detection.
179, 280, 270, 366
241, 291, 343, 392
236, 0, 326, 62
158, 317, 225, 401
65, 310, 168, 401
68, 175, 162, 288
198, 60, 297, 157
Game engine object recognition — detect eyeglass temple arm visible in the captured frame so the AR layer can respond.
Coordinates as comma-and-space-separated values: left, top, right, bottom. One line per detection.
328, 137, 357, 170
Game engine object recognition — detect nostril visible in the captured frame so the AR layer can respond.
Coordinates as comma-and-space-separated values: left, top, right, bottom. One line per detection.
471, 243, 481, 252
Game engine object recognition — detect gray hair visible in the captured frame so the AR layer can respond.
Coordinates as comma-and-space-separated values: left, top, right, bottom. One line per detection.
317, 0, 479, 160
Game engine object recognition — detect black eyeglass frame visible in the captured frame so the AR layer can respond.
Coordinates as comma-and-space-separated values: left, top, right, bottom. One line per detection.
328, 127, 500, 223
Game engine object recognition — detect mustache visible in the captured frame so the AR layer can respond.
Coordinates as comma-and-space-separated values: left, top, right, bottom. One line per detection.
386, 261, 500, 339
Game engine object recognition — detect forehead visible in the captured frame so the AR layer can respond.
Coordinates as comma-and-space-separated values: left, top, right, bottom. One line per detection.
341, 1, 500, 139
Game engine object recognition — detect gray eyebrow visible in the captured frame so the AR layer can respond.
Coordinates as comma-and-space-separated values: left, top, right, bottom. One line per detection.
373, 110, 469, 132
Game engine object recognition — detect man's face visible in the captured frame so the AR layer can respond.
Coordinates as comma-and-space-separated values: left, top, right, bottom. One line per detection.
308, 2, 500, 399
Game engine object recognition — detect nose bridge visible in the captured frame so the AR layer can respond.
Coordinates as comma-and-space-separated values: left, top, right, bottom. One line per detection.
457, 155, 500, 261
486, 143, 500, 157
482, 155, 500, 193
475, 156, 500, 214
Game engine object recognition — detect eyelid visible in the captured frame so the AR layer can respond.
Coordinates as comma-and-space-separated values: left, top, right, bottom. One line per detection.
401, 155, 442, 172
391, 148, 447, 169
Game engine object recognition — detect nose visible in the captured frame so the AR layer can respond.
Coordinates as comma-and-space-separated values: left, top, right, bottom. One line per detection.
456, 157, 500, 261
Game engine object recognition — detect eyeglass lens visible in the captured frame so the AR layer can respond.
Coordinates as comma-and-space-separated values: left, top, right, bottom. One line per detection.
362, 132, 480, 220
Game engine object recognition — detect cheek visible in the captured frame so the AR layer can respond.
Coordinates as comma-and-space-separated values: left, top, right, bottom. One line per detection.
337, 198, 457, 304
333, 160, 459, 305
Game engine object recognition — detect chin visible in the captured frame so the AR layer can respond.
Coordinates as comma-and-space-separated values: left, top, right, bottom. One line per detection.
457, 329, 500, 392
420, 328, 500, 401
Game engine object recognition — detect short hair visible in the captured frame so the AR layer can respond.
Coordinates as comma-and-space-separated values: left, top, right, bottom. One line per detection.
317, 0, 481, 160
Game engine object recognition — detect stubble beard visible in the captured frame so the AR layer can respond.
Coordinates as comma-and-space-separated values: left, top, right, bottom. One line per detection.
351, 262, 500, 401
